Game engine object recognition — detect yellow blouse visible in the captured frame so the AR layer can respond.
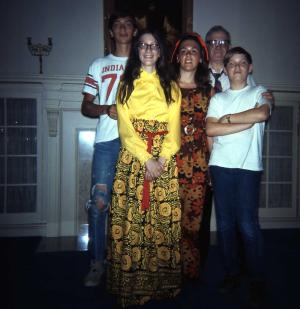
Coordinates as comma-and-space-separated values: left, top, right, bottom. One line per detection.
117, 69, 181, 164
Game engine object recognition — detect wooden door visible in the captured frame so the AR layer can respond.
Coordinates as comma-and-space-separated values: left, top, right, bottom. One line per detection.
103, 0, 193, 58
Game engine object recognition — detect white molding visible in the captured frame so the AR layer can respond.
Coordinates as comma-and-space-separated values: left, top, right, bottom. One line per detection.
47, 108, 60, 137
260, 221, 300, 229
260, 82, 300, 93
209, 216, 300, 231
46, 222, 61, 237
0, 75, 300, 93
0, 74, 84, 84
0, 223, 47, 237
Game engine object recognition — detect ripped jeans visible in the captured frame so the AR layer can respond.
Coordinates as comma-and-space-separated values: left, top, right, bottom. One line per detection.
87, 138, 120, 262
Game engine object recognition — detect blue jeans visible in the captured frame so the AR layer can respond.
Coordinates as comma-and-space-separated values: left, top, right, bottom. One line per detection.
87, 138, 120, 262
210, 166, 264, 281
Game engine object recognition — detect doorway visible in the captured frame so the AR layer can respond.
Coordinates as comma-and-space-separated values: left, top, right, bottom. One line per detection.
103, 0, 193, 58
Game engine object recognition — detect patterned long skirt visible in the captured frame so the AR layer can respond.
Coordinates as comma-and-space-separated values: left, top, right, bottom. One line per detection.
106, 120, 182, 307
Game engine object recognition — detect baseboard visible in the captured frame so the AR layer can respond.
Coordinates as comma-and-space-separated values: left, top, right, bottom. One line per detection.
0, 223, 47, 237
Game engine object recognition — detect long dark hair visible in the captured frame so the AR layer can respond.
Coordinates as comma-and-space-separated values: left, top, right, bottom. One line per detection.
118, 29, 174, 104
171, 33, 211, 97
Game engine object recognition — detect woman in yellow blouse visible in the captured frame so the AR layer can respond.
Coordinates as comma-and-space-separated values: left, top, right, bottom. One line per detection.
106, 30, 182, 307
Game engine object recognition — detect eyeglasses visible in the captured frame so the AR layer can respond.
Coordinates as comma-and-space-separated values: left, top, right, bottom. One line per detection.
226, 61, 249, 69
206, 39, 230, 47
138, 42, 160, 51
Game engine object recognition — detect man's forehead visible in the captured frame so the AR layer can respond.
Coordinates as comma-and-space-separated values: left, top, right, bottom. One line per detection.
209, 31, 229, 40
113, 17, 134, 24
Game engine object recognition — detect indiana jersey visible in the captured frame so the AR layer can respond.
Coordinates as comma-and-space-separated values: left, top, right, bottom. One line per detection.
83, 54, 127, 143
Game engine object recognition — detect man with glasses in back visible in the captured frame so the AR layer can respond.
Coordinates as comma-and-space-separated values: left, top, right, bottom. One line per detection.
205, 25, 255, 93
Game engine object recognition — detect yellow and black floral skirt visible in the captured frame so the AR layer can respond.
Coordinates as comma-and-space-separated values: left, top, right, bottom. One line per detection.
106, 119, 182, 307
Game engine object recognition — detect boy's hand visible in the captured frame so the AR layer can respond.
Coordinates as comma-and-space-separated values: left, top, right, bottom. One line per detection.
262, 91, 275, 110
218, 114, 230, 123
107, 104, 118, 119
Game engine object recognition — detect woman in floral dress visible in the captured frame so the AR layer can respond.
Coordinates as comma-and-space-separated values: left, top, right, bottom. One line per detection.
106, 30, 182, 307
171, 33, 213, 280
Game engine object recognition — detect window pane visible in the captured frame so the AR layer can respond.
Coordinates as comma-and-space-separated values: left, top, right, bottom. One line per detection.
261, 158, 267, 181
0, 127, 4, 155
7, 157, 37, 184
0, 187, 4, 213
269, 158, 292, 182
269, 132, 292, 156
268, 184, 292, 208
259, 183, 266, 208
0, 98, 4, 125
7, 128, 37, 155
269, 107, 293, 130
6, 186, 36, 213
262, 132, 268, 155
0, 157, 4, 184
7, 98, 36, 126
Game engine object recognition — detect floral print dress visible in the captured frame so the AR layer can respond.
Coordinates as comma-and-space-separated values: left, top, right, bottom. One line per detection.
176, 87, 211, 280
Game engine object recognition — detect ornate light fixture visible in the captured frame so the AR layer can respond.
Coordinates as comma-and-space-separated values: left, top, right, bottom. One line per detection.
27, 37, 53, 74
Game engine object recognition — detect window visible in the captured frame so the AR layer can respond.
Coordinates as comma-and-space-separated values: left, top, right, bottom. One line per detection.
0, 98, 38, 213
260, 103, 298, 216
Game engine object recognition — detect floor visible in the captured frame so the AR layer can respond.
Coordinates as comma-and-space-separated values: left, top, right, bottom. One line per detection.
1, 229, 299, 309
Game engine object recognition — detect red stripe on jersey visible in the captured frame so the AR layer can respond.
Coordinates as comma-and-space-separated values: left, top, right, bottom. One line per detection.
84, 76, 98, 90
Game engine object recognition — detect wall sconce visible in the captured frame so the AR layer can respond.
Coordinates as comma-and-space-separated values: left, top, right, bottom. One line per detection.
27, 37, 53, 74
